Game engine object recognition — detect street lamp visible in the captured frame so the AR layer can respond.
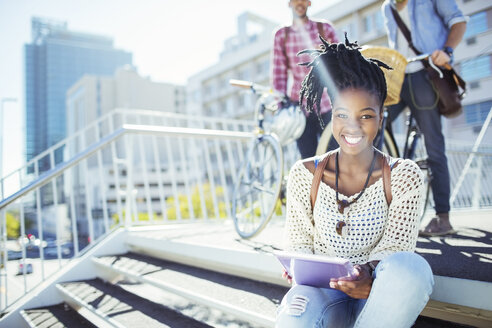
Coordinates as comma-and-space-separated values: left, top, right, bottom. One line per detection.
0, 97, 17, 184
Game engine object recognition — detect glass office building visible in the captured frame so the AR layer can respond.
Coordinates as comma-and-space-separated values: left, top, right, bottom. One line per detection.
25, 17, 132, 165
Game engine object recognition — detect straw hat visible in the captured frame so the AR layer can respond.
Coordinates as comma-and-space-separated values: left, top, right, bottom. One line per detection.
360, 46, 407, 106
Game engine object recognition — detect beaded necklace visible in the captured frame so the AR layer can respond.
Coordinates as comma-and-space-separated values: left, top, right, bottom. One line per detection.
335, 149, 377, 235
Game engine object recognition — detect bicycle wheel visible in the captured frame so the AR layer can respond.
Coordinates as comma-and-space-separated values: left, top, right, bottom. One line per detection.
382, 129, 399, 158
407, 132, 433, 221
232, 134, 284, 239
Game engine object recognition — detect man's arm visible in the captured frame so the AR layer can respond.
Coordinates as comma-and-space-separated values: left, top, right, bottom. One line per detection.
431, 21, 467, 66
432, 0, 468, 66
444, 21, 467, 49
271, 28, 289, 95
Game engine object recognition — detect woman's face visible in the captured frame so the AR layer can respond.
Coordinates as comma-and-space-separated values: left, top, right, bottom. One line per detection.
331, 88, 382, 156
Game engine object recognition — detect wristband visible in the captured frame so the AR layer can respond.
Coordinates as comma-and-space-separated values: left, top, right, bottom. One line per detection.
443, 46, 454, 62
366, 261, 377, 276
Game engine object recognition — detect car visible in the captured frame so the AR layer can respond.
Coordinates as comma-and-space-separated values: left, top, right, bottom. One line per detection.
18, 261, 33, 275
44, 245, 71, 257
7, 250, 22, 260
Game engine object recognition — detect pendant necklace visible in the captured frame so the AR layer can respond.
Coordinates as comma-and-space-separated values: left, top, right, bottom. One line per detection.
335, 149, 377, 236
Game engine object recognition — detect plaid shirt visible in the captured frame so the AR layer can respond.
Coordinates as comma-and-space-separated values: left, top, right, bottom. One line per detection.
272, 19, 338, 114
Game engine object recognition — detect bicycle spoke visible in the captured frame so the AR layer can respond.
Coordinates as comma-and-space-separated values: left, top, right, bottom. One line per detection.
232, 135, 283, 238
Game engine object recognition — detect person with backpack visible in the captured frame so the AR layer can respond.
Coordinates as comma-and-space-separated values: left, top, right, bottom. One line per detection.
271, 0, 338, 159
276, 36, 434, 328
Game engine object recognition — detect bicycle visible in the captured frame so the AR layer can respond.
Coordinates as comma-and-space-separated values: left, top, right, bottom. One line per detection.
315, 51, 441, 220
229, 79, 305, 239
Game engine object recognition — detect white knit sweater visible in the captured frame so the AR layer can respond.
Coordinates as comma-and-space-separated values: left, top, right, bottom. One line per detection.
284, 155, 425, 264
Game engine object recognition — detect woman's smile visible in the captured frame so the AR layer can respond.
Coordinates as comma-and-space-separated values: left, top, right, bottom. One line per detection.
342, 135, 363, 146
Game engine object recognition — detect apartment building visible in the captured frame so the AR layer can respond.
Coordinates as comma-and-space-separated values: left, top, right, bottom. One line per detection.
65, 67, 187, 237
187, 0, 492, 144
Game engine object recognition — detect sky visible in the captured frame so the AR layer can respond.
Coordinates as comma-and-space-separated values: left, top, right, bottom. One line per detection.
0, 0, 340, 180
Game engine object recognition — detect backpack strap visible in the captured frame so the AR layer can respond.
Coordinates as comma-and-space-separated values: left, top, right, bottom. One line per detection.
311, 153, 398, 214
382, 154, 400, 206
310, 154, 331, 211
282, 22, 327, 70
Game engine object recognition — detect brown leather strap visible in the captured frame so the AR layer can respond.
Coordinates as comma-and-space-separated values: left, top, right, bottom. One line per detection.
310, 154, 331, 211
382, 155, 392, 205
382, 155, 400, 206
311, 153, 398, 211
390, 6, 466, 92
283, 22, 327, 70
390, 6, 421, 55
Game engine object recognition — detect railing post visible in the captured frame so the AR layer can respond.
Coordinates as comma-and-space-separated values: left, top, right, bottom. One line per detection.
0, 208, 6, 310
108, 119, 123, 228
95, 123, 110, 233
49, 152, 62, 268
34, 161, 45, 280
81, 132, 94, 245
136, 116, 153, 223
124, 134, 135, 228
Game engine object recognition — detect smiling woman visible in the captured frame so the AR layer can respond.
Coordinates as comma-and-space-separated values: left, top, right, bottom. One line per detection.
276, 36, 434, 328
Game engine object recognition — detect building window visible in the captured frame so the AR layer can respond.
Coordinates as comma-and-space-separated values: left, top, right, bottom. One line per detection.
460, 55, 491, 81
364, 15, 373, 33
464, 100, 492, 125
464, 11, 488, 38
374, 11, 385, 32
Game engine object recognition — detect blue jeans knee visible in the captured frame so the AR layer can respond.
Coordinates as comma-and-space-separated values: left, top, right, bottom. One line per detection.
377, 252, 434, 293
276, 284, 353, 328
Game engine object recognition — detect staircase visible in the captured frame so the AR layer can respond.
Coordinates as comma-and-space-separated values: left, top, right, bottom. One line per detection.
1, 222, 290, 328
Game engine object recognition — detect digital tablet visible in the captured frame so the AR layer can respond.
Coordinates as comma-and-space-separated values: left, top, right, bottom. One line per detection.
273, 250, 357, 288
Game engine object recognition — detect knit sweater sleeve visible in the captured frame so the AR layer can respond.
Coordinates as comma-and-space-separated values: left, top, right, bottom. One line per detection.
369, 159, 425, 261
284, 161, 315, 254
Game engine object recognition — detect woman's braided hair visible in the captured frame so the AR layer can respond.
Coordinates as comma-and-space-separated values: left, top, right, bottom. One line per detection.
299, 34, 391, 126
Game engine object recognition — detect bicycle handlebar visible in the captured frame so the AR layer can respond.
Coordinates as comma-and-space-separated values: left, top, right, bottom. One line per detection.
407, 53, 453, 76
229, 79, 284, 99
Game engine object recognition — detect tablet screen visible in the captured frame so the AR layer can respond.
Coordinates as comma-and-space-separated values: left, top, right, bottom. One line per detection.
274, 251, 357, 288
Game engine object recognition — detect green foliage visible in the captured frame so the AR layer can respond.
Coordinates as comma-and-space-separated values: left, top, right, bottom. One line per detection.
6, 211, 20, 239
166, 183, 228, 220
111, 183, 228, 224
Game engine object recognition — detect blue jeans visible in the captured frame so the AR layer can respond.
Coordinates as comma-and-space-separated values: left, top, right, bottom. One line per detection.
388, 69, 450, 214
276, 252, 434, 328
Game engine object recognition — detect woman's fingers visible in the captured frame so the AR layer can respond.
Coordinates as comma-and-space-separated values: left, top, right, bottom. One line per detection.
281, 269, 292, 284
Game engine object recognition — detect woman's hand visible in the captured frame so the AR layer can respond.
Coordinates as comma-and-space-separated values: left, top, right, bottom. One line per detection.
282, 269, 293, 284
329, 264, 373, 299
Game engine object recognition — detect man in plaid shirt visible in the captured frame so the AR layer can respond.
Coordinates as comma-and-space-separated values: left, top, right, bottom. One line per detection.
272, 0, 339, 158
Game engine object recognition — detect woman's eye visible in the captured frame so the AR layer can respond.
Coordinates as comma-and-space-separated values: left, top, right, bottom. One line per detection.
361, 115, 374, 119
337, 113, 348, 119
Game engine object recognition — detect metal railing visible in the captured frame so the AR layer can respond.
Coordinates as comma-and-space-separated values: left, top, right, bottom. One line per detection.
0, 108, 256, 201
0, 119, 300, 313
0, 107, 490, 314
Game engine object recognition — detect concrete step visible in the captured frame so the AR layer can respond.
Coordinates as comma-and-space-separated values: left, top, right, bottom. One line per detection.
92, 252, 288, 327
20, 303, 97, 328
123, 222, 492, 328
56, 278, 216, 328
